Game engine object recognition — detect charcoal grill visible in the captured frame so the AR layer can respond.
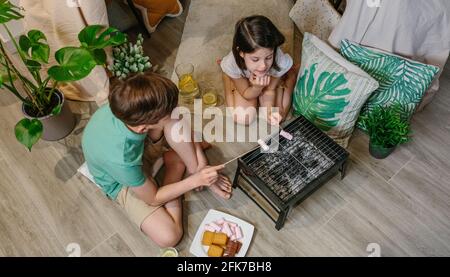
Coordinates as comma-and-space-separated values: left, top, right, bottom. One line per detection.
233, 115, 349, 230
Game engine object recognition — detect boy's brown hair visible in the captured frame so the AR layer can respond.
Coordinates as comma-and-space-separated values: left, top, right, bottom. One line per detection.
109, 72, 179, 126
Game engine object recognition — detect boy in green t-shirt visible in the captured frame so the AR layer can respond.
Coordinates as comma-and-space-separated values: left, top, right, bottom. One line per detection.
82, 72, 232, 248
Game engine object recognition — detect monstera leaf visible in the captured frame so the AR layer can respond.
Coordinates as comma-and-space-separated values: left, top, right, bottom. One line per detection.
47, 47, 97, 82
78, 25, 126, 65
15, 118, 43, 151
0, 0, 23, 24
293, 63, 351, 131
19, 30, 50, 64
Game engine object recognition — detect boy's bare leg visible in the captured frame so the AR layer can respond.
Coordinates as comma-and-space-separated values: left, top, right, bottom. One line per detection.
163, 119, 203, 175
140, 150, 185, 247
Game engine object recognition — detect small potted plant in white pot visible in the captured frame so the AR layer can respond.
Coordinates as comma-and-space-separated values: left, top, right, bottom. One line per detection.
0, 0, 126, 150
359, 105, 411, 159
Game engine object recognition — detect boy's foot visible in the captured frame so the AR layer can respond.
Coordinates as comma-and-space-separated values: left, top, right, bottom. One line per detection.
209, 175, 232, 199
194, 141, 213, 192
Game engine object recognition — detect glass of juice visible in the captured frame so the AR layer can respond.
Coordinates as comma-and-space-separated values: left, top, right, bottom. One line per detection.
201, 87, 218, 107
159, 247, 179, 257
175, 63, 200, 104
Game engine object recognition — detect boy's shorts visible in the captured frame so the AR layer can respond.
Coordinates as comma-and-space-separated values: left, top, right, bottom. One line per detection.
115, 136, 169, 229
115, 185, 162, 228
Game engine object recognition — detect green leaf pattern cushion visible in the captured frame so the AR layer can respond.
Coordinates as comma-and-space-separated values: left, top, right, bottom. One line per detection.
339, 40, 439, 131
293, 33, 379, 147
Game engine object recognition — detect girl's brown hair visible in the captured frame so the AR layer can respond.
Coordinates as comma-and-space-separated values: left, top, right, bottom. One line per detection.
109, 72, 179, 126
232, 15, 285, 75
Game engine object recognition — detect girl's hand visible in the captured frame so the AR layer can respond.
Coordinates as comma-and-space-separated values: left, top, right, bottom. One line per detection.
268, 111, 282, 126
250, 74, 271, 88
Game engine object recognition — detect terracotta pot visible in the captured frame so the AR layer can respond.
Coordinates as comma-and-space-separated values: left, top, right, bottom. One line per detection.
22, 90, 76, 141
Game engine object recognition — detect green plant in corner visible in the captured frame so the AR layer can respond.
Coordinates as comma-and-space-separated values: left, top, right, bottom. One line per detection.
0, 0, 126, 150
359, 105, 411, 158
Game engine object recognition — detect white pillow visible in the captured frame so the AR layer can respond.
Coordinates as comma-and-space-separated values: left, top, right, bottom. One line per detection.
292, 33, 379, 148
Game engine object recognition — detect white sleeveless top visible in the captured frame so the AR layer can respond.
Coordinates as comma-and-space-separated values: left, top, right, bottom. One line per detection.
220, 48, 293, 79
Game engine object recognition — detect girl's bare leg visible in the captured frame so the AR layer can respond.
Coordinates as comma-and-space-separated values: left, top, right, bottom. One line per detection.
222, 73, 258, 125
276, 65, 300, 119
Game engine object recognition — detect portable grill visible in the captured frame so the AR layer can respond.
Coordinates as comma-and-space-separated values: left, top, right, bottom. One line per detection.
233, 115, 349, 230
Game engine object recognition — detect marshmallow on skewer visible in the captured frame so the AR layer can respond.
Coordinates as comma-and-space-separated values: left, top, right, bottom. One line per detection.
257, 139, 270, 151
280, 130, 293, 140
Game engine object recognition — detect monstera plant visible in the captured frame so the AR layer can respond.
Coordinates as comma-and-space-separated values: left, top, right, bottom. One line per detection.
0, 0, 126, 150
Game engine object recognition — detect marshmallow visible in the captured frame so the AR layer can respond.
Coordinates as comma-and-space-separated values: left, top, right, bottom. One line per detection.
280, 130, 293, 140
215, 218, 225, 225
204, 224, 216, 232
257, 139, 270, 151
209, 222, 222, 232
223, 223, 233, 237
234, 226, 243, 240
225, 220, 237, 228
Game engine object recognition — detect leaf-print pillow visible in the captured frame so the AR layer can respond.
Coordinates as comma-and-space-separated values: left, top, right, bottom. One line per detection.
340, 40, 439, 132
293, 33, 379, 148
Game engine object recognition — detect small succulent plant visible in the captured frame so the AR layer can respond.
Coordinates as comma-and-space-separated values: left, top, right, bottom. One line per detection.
108, 34, 151, 79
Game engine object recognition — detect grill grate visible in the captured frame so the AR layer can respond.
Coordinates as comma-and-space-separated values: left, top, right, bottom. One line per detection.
234, 116, 349, 230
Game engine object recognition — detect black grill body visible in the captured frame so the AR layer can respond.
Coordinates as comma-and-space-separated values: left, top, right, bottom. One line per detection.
233, 116, 349, 230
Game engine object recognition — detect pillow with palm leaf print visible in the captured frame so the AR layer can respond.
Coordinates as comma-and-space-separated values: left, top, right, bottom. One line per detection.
340, 40, 439, 132
293, 33, 379, 147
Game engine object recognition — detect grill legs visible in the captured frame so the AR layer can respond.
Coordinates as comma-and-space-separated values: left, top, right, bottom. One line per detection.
275, 208, 289, 230
339, 160, 348, 180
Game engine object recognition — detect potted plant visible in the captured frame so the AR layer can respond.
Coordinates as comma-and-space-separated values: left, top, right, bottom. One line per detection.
0, 0, 126, 150
108, 33, 152, 80
359, 105, 411, 159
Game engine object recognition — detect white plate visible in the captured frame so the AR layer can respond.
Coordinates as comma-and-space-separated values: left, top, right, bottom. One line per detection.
189, 209, 255, 257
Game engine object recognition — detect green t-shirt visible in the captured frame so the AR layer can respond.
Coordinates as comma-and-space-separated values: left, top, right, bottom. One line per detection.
82, 104, 146, 200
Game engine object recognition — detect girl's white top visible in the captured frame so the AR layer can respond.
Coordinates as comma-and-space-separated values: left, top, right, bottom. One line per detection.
220, 48, 293, 79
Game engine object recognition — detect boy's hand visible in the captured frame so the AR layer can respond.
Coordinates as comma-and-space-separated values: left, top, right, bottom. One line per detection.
250, 74, 271, 88
192, 164, 225, 188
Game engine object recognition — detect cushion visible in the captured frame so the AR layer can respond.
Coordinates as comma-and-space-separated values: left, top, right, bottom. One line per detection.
340, 39, 440, 131
289, 0, 341, 41
292, 33, 379, 148
132, 0, 183, 33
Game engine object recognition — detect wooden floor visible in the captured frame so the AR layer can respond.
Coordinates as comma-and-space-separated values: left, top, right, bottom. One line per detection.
1, 0, 450, 256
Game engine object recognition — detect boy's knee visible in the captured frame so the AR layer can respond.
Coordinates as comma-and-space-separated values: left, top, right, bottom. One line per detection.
155, 227, 183, 248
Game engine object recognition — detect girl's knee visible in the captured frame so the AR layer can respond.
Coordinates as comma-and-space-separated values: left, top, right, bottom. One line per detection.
233, 108, 257, 125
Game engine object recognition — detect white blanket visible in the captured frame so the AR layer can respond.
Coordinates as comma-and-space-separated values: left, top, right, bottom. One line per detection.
328, 0, 450, 110
20, 0, 111, 105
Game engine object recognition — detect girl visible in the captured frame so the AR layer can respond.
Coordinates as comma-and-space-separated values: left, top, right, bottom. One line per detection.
221, 15, 298, 125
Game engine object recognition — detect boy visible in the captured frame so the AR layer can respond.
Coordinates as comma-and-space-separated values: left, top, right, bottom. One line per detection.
82, 72, 232, 248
